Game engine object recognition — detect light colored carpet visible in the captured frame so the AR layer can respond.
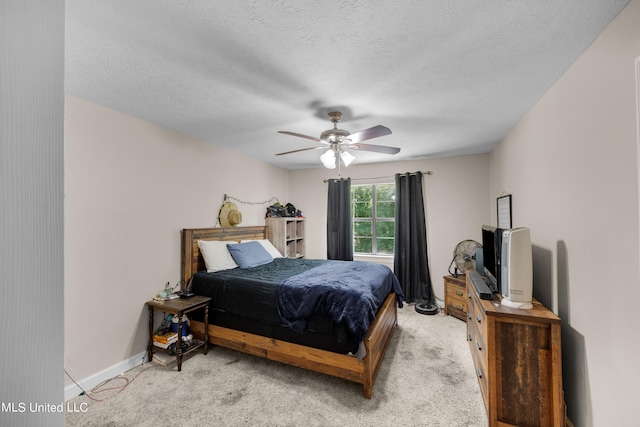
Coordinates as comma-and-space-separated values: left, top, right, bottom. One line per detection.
65, 304, 486, 426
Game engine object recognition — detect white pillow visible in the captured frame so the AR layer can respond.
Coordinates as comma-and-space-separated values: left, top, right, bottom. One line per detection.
197, 240, 238, 272
240, 239, 282, 258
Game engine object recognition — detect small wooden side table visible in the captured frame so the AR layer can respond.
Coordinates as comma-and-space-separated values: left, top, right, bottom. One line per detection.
145, 295, 211, 371
444, 275, 467, 322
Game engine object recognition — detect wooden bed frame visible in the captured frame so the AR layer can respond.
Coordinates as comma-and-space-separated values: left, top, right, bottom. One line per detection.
180, 226, 398, 399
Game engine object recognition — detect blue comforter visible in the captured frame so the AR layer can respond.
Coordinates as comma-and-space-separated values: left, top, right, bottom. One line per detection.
277, 260, 404, 343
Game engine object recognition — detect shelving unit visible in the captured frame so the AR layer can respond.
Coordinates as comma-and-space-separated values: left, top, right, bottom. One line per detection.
265, 217, 305, 258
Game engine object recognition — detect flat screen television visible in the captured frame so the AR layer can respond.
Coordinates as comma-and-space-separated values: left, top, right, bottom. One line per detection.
481, 225, 502, 293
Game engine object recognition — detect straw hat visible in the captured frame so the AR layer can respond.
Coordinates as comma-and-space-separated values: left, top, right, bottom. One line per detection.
219, 202, 242, 227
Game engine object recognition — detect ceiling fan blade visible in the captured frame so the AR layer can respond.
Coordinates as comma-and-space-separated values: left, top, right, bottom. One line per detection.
346, 143, 401, 155
278, 131, 327, 144
346, 125, 391, 143
275, 146, 325, 156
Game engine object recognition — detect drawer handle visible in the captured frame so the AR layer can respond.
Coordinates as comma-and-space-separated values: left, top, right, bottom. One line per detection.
477, 368, 483, 379
468, 292, 471, 299
477, 342, 482, 351
467, 313, 471, 320
455, 290, 463, 296
476, 315, 482, 323
454, 305, 463, 311
468, 334, 472, 342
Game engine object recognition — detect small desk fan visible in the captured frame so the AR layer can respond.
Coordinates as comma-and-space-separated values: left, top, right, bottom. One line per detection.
448, 240, 482, 277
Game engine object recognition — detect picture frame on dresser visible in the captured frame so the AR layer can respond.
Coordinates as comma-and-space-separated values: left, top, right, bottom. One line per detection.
497, 194, 512, 229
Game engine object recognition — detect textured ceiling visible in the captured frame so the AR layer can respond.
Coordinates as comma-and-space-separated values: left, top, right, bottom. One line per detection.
65, 0, 629, 170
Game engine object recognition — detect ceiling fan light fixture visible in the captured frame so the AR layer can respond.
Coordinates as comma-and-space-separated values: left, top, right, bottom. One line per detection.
320, 128, 350, 142
320, 148, 336, 169
340, 150, 355, 167
276, 111, 399, 168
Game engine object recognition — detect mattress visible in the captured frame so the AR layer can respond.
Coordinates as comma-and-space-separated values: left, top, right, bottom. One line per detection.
189, 257, 402, 354
191, 258, 326, 325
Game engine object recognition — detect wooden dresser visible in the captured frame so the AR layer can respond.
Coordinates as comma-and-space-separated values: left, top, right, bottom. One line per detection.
466, 273, 565, 427
443, 275, 467, 321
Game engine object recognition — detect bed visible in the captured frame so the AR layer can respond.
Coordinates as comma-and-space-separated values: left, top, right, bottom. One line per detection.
180, 226, 403, 398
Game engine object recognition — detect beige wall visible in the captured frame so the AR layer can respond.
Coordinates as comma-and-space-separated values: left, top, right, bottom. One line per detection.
288, 154, 491, 300
64, 96, 289, 388
490, 1, 640, 425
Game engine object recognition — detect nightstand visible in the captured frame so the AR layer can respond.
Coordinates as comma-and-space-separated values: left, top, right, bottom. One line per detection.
145, 295, 211, 371
444, 275, 467, 321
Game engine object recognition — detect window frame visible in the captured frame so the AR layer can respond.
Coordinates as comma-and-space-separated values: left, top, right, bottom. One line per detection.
351, 182, 396, 256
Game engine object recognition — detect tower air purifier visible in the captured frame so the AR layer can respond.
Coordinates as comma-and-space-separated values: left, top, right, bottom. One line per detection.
500, 227, 533, 309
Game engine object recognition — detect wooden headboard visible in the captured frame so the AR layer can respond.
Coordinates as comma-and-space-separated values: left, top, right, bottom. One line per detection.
180, 226, 268, 289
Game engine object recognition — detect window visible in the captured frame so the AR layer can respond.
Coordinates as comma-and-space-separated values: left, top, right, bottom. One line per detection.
352, 183, 396, 255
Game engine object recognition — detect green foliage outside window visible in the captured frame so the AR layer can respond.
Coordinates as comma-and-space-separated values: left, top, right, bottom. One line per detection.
352, 183, 395, 255
353, 186, 373, 218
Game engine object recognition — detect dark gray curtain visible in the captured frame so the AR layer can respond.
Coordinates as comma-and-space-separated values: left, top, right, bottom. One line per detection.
326, 178, 353, 261
394, 172, 435, 305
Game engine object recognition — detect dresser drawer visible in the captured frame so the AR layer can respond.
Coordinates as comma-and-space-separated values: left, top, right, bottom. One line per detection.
466, 281, 489, 409
468, 287, 487, 329
467, 297, 488, 371
469, 335, 489, 408
468, 321, 488, 403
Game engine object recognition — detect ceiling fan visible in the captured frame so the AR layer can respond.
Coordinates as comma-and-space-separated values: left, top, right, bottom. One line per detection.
276, 111, 401, 169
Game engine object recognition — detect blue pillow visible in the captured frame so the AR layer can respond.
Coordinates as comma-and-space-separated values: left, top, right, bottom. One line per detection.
227, 241, 273, 269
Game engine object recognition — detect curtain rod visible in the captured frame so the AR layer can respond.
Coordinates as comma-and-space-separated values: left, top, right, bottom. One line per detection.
323, 171, 432, 183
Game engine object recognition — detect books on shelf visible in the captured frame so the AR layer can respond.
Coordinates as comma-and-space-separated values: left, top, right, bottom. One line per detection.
153, 331, 178, 344
152, 352, 175, 366
153, 340, 176, 349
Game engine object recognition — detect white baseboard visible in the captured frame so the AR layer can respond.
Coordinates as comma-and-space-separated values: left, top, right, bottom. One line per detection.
65, 351, 146, 402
